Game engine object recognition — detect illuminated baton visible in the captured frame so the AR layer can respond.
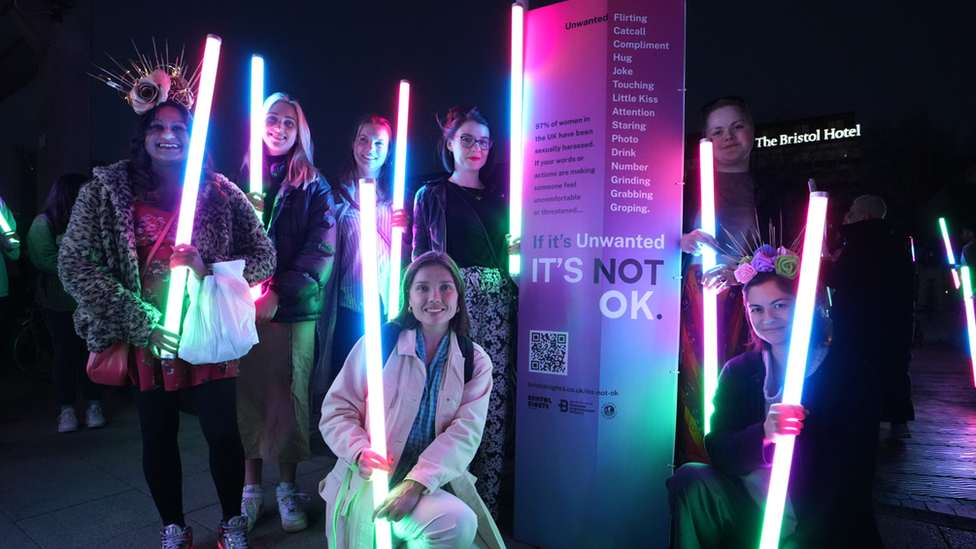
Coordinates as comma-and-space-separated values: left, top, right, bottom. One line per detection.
359, 179, 393, 549
161, 34, 222, 359
699, 138, 719, 434
249, 55, 264, 196
0, 200, 16, 245
387, 80, 410, 320
248, 55, 266, 302
963, 266, 976, 386
909, 236, 916, 263
939, 218, 961, 289
508, 2, 525, 275
758, 191, 829, 549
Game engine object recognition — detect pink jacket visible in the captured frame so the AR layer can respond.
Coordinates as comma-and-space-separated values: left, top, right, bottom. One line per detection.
318, 328, 505, 549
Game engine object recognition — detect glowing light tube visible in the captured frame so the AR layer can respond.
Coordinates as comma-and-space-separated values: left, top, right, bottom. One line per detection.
249, 55, 264, 196
0, 202, 16, 245
940, 217, 961, 289
387, 80, 410, 320
962, 266, 976, 386
248, 55, 266, 302
508, 2, 525, 275
161, 35, 222, 358
699, 138, 718, 434
359, 180, 393, 549
758, 191, 829, 549
910, 236, 916, 263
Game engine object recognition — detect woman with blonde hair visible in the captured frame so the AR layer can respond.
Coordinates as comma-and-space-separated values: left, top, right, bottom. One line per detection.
236, 92, 336, 534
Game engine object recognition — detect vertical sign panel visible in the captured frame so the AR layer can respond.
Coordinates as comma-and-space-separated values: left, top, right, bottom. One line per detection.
515, 1, 685, 547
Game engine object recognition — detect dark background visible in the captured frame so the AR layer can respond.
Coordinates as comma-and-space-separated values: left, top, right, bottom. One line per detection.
84, 0, 974, 185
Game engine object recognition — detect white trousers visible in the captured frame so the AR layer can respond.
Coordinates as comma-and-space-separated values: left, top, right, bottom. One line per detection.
391, 488, 478, 549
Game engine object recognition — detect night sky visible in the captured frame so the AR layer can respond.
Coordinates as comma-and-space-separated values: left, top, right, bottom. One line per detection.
89, 0, 975, 183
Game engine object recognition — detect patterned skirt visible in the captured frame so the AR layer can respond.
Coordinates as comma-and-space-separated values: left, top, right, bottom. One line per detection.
462, 266, 516, 520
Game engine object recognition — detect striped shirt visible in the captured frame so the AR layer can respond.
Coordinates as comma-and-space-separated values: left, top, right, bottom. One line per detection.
389, 330, 450, 487
336, 200, 392, 313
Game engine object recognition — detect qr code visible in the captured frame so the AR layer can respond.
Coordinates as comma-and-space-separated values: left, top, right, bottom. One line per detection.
529, 330, 569, 375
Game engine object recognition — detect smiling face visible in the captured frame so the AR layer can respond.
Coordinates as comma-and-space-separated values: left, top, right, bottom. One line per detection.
447, 121, 490, 173
745, 277, 796, 351
144, 106, 189, 167
408, 264, 459, 334
705, 105, 754, 172
353, 122, 390, 179
264, 101, 299, 156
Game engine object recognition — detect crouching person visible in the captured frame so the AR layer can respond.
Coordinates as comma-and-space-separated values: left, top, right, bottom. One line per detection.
319, 251, 505, 548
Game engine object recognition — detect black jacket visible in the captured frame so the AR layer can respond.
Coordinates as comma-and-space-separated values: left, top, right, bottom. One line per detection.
239, 164, 337, 323
705, 349, 883, 548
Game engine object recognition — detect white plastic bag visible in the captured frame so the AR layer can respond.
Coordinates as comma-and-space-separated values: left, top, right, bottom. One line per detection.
179, 259, 259, 365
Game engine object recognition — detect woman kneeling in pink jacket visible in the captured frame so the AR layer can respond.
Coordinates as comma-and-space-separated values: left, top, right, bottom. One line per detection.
319, 251, 505, 549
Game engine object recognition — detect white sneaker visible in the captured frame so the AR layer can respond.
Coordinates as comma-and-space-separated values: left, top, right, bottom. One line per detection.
86, 405, 106, 428
217, 516, 250, 549
58, 409, 78, 433
160, 524, 192, 549
276, 484, 309, 532
240, 485, 265, 533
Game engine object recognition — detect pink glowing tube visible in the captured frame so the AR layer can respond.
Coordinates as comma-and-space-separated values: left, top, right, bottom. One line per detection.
358, 179, 393, 549
249, 55, 264, 196
508, 2, 525, 275
387, 80, 410, 320
161, 35, 222, 359
248, 55, 266, 302
963, 266, 976, 386
758, 191, 830, 549
699, 138, 719, 434
940, 218, 961, 289
909, 236, 916, 263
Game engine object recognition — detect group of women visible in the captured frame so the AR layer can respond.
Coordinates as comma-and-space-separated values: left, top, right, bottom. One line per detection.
56, 88, 512, 549
50, 77, 883, 549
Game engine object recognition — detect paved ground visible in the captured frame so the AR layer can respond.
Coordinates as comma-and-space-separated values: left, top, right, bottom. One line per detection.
2, 318, 976, 547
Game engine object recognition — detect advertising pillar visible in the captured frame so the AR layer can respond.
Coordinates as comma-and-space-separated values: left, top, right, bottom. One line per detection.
514, 0, 685, 547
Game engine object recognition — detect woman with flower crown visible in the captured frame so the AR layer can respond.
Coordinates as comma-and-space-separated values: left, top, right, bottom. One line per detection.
666, 243, 883, 549
234, 92, 336, 535
674, 96, 806, 466
59, 83, 275, 548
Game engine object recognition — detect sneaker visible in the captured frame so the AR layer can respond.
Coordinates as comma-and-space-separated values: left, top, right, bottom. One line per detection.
276, 484, 310, 532
160, 524, 192, 549
889, 422, 912, 439
218, 515, 250, 549
240, 485, 265, 533
58, 409, 78, 433
86, 405, 106, 429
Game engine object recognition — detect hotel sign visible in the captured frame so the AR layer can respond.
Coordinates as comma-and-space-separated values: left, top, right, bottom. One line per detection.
754, 123, 862, 148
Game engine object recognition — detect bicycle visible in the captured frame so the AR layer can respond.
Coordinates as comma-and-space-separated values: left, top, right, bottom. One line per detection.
13, 307, 54, 382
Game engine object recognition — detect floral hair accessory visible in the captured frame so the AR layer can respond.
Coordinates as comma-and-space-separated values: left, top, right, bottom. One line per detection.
724, 220, 802, 285
90, 39, 200, 114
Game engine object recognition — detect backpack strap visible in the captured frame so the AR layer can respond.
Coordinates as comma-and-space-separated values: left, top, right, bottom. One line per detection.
459, 335, 474, 385
380, 322, 402, 369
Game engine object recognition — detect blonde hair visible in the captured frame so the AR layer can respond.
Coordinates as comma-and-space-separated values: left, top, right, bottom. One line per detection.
249, 92, 322, 190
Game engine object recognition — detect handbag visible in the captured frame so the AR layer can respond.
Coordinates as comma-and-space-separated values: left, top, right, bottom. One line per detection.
86, 212, 177, 385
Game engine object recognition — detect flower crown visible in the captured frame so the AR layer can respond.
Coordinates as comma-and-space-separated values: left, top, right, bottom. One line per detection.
724, 221, 802, 285
90, 39, 200, 114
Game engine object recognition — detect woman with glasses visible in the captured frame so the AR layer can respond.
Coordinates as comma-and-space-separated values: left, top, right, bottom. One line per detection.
674, 96, 804, 466
412, 106, 514, 519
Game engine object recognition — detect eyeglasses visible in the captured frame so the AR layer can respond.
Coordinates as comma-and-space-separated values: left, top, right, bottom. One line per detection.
455, 134, 493, 150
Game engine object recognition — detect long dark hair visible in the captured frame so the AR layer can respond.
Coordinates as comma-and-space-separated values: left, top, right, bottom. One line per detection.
127, 101, 215, 205
42, 173, 89, 233
335, 114, 394, 206
437, 106, 494, 178
742, 271, 830, 352
393, 251, 471, 336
